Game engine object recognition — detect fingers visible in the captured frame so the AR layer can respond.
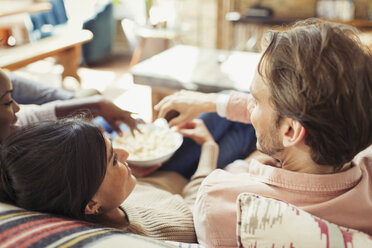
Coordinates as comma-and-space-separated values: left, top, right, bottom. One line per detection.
125, 122, 141, 137
156, 101, 173, 119
178, 128, 194, 137
164, 110, 180, 123
177, 122, 196, 130
168, 115, 189, 127
168, 110, 199, 127
130, 128, 136, 137
154, 99, 164, 111
133, 124, 142, 134
122, 116, 143, 136
110, 121, 123, 137
136, 119, 145, 124
154, 94, 172, 112
191, 118, 203, 125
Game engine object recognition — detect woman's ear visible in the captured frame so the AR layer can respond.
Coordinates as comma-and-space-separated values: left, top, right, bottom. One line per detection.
85, 199, 101, 215
282, 118, 306, 147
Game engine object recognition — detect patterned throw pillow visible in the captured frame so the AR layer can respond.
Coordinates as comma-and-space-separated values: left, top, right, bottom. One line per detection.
0, 202, 184, 248
236, 193, 372, 248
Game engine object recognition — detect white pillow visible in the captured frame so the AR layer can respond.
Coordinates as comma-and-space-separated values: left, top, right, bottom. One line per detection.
236, 193, 372, 248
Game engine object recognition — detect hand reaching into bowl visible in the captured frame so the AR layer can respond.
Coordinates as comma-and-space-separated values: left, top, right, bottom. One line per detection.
128, 119, 215, 177
154, 90, 219, 127
176, 119, 215, 145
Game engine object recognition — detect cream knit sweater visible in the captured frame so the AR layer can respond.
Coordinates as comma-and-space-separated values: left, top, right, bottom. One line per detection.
119, 141, 219, 243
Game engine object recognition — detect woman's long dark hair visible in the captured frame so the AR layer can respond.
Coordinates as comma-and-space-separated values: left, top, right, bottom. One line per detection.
0, 118, 107, 220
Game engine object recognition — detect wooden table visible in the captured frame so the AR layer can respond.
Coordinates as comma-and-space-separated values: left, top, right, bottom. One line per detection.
0, 29, 93, 84
130, 45, 261, 107
0, 1, 93, 87
0, 1, 51, 18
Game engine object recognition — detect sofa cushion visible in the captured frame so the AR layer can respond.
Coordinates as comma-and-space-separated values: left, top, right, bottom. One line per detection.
0, 202, 180, 247
236, 193, 372, 248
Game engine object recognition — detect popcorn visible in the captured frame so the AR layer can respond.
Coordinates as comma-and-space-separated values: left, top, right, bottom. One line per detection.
113, 125, 177, 161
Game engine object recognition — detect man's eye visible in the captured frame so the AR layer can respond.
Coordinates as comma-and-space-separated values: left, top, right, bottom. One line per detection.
4, 100, 13, 106
113, 153, 118, 166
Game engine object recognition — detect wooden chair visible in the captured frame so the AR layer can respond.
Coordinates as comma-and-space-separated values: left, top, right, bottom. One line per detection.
121, 18, 182, 67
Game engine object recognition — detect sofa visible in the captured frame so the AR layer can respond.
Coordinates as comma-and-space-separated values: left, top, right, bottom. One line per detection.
0, 192, 371, 248
0, 202, 197, 248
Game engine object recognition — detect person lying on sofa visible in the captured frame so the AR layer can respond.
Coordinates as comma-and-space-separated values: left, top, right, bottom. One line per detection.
155, 18, 372, 247
0, 117, 218, 243
0, 68, 140, 143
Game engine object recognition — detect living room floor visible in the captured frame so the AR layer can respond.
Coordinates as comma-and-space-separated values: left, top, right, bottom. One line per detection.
16, 52, 154, 123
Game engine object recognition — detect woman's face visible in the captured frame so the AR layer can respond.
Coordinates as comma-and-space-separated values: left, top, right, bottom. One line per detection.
91, 137, 137, 212
0, 71, 20, 142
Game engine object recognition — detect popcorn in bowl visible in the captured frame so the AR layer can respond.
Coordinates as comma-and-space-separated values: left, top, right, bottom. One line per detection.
112, 122, 183, 167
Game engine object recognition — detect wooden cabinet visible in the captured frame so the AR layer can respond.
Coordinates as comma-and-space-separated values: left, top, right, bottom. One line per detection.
217, 0, 372, 50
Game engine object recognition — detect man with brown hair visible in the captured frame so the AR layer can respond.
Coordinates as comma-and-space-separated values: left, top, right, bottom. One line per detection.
155, 19, 372, 247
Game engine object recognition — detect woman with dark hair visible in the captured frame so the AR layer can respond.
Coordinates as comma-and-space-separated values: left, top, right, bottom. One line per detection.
0, 117, 219, 242
0, 68, 255, 179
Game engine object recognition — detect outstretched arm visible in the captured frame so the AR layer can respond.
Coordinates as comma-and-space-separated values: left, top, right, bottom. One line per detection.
9, 72, 74, 105
154, 90, 254, 127
54, 95, 141, 136
154, 90, 219, 127
16, 95, 140, 135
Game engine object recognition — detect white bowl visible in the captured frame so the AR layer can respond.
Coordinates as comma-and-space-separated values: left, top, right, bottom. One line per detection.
112, 122, 183, 167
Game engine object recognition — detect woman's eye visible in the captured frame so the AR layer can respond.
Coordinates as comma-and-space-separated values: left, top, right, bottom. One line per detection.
113, 153, 118, 166
4, 100, 13, 106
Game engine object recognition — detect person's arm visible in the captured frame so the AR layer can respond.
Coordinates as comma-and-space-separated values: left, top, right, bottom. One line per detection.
175, 119, 219, 209
16, 95, 140, 135
54, 95, 140, 135
8, 72, 74, 105
154, 90, 253, 127
224, 91, 253, 124
154, 90, 219, 127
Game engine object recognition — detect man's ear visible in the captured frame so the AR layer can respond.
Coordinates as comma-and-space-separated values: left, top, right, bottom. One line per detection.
85, 199, 101, 215
282, 118, 306, 147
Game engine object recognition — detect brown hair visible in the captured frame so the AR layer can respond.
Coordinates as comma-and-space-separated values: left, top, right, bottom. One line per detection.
258, 18, 372, 170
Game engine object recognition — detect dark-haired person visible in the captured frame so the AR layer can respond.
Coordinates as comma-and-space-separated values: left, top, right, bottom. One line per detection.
0, 68, 140, 143
156, 19, 372, 247
0, 117, 218, 242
